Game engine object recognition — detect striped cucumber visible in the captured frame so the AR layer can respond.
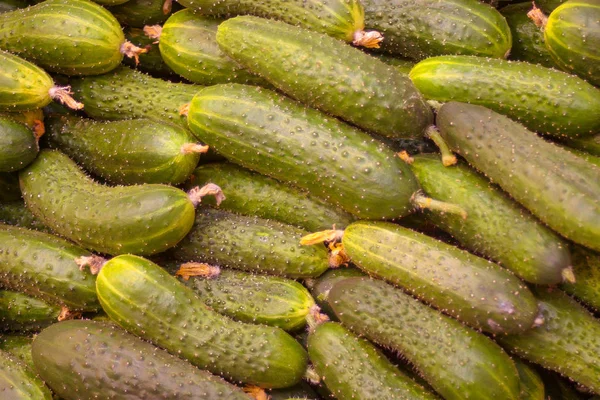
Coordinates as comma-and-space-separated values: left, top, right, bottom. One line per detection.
216, 16, 433, 139
410, 55, 600, 138
0, 349, 52, 399
561, 246, 600, 310
328, 277, 521, 400
0, 201, 50, 232
0, 116, 38, 172
0, 291, 60, 332
96, 254, 308, 388
515, 360, 545, 400
109, 0, 180, 28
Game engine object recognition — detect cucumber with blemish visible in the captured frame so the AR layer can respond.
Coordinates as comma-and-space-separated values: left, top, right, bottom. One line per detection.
0, 349, 52, 399
561, 246, 600, 311
0, 291, 60, 332
0, 116, 38, 172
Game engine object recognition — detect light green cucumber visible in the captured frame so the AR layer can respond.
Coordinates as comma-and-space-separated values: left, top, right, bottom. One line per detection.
0, 349, 52, 399
558, 144, 600, 167
109, 0, 181, 28
0, 291, 60, 332
561, 246, 600, 310
0, 336, 33, 369
0, 116, 38, 172
0, 201, 50, 232
515, 360, 545, 400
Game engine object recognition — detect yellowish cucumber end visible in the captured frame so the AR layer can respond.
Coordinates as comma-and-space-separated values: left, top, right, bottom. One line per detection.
187, 183, 226, 207
561, 266, 576, 284
304, 367, 321, 385
426, 125, 457, 166
75, 255, 108, 275
175, 262, 221, 281
120, 41, 149, 65
352, 30, 384, 49
181, 143, 209, 155
300, 229, 344, 246
48, 86, 84, 110
527, 4, 548, 30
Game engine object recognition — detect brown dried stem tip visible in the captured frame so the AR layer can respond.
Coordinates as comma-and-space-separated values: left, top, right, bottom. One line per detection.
527, 3, 548, 30
175, 262, 221, 281
75, 255, 108, 275
120, 41, 148, 65
181, 143, 210, 155
143, 25, 163, 43
243, 386, 269, 400
301, 228, 349, 267
187, 183, 226, 207
412, 191, 468, 220
397, 150, 414, 164
306, 304, 330, 332
426, 125, 457, 166
58, 306, 82, 322
179, 103, 190, 116
162, 0, 172, 15
352, 29, 384, 49
33, 120, 45, 140
48, 86, 84, 110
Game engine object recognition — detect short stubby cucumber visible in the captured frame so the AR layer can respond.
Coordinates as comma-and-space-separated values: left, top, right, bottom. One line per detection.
514, 360, 545, 400
305, 267, 366, 319
437, 102, 600, 252
46, 115, 205, 185
186, 84, 421, 220
216, 16, 433, 139
0, 349, 52, 399
96, 255, 308, 388
19, 150, 198, 255
173, 207, 329, 278
561, 246, 600, 310
409, 154, 571, 284
329, 277, 521, 400
410, 55, 600, 137
109, 0, 180, 28
0, 116, 38, 172
32, 320, 253, 400
0, 201, 50, 232
0, 291, 60, 332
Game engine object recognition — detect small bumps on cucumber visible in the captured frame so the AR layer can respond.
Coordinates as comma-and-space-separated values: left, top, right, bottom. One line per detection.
0, 349, 52, 399
109, 0, 180, 28
0, 116, 38, 172
0, 201, 50, 232
562, 133, 600, 156
0, 290, 60, 332
561, 246, 600, 310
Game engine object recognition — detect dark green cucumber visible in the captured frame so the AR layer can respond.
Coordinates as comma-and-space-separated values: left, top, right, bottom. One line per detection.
186, 84, 420, 220
305, 267, 366, 319
308, 321, 438, 400
329, 277, 521, 400
216, 16, 433, 139
541, 371, 587, 400
122, 27, 179, 79
46, 115, 204, 185
0, 336, 33, 369
0, 116, 37, 172
410, 55, 600, 137
0, 349, 52, 399
109, 0, 181, 28
173, 207, 329, 278
0, 291, 60, 332
498, 287, 600, 394
537, 0, 568, 12
0, 201, 50, 232
515, 360, 545, 400
267, 382, 319, 400
0, 0, 29, 13
96, 254, 308, 388
33, 320, 253, 400
186, 163, 354, 231
562, 133, 600, 156
362, 0, 512, 59
561, 246, 600, 310
437, 102, 600, 252
373, 54, 416, 74
0, 172, 21, 201
409, 153, 571, 284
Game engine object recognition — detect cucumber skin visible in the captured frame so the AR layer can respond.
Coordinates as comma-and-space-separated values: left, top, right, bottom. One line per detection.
0, 0, 125, 75
0, 51, 53, 111
561, 246, 600, 310
187, 163, 354, 231
216, 16, 433, 139
362, 0, 512, 60
96, 255, 308, 388
46, 115, 201, 185
0, 172, 21, 201
308, 322, 438, 400
0, 116, 37, 172
173, 207, 330, 278
0, 291, 60, 332
409, 55, 600, 137
0, 201, 50, 233
0, 336, 33, 369
0, 224, 99, 311
0, 349, 52, 399
19, 150, 195, 256
437, 102, 600, 252
514, 360, 545, 400
123, 27, 179, 79
187, 84, 420, 220
410, 154, 571, 284
329, 277, 521, 400
307, 267, 366, 319
562, 133, 600, 156
109, 0, 181, 28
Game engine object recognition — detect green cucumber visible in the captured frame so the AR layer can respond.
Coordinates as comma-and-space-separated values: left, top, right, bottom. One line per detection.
515, 360, 545, 400
409, 153, 571, 284
308, 321, 438, 400
96, 254, 308, 388
562, 133, 600, 156
0, 0, 29, 13
19, 149, 199, 256
305, 267, 366, 319
173, 207, 329, 278
373, 54, 416, 74
0, 349, 52, 399
437, 102, 600, 252
410, 55, 600, 137
328, 277, 521, 400
46, 115, 205, 185
0, 201, 50, 232
0, 172, 21, 201
498, 287, 600, 394
541, 371, 586, 400
0, 116, 38, 172
216, 16, 433, 139
122, 27, 179, 79
362, 0, 512, 59
537, 0, 568, 12
32, 320, 253, 400
558, 144, 600, 167
267, 382, 319, 400
0, 336, 33, 369
109, 0, 181, 28
186, 84, 420, 220
94, 0, 128, 5
0, 291, 60, 332
561, 246, 600, 310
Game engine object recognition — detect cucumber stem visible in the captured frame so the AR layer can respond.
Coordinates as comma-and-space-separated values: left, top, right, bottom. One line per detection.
33, 120, 45, 140
179, 103, 190, 116
120, 41, 148, 65
300, 229, 344, 246
48, 86, 84, 110
181, 143, 209, 155
304, 367, 321, 385
162, 0, 172, 15
328, 242, 350, 268
306, 304, 330, 332
243, 385, 268, 400
411, 191, 468, 220
561, 266, 576, 284
75, 255, 107, 275
58, 307, 81, 322
175, 262, 221, 281
527, 4, 548, 30
143, 25, 162, 43
352, 29, 384, 49
397, 150, 414, 164
426, 125, 457, 166
187, 183, 226, 207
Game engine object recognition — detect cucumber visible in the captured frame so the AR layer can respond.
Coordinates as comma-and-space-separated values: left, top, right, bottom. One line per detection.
362, 0, 512, 60
562, 133, 600, 156
498, 287, 600, 394
19, 149, 199, 256
186, 84, 421, 220
0, 201, 50, 232
409, 154, 571, 284
46, 115, 205, 185
0, 116, 38, 172
0, 0, 29, 13
109, 0, 180, 28
0, 336, 33, 369
0, 349, 52, 399
122, 27, 179, 79
0, 291, 60, 332
173, 207, 329, 278
558, 144, 600, 167
561, 246, 600, 310
373, 54, 416, 74
94, 0, 128, 5
186, 163, 354, 231
267, 383, 319, 400
410, 55, 600, 137
0, 172, 21, 201
541, 371, 587, 400
216, 16, 433, 139
305, 267, 366, 319
96, 254, 308, 388
328, 277, 521, 400
515, 360, 545, 400
437, 102, 600, 252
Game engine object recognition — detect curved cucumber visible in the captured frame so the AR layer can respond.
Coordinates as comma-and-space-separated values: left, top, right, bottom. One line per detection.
437, 102, 600, 252
109, 0, 180, 28
0, 291, 60, 332
216, 16, 433, 139
96, 255, 308, 388
515, 360, 545, 400
123, 27, 179, 79
19, 149, 196, 255
32, 320, 252, 400
329, 277, 521, 400
0, 349, 52, 399
561, 246, 600, 310
0, 201, 50, 232
0, 116, 37, 172
410, 55, 600, 137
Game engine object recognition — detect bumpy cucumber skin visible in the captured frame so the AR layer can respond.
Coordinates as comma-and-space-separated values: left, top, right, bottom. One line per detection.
0, 116, 37, 172
19, 150, 195, 255
109, 0, 181, 27
0, 291, 60, 332
187, 84, 420, 220
562, 133, 600, 156
267, 382, 319, 400
373, 54, 416, 74
561, 246, 600, 310
0, 336, 33, 369
0, 51, 53, 111
329, 277, 521, 400
559, 144, 600, 167
0, 172, 21, 201
308, 322, 439, 400
410, 154, 571, 284
173, 207, 329, 278
0, 201, 50, 233
514, 360, 545, 400
307, 267, 366, 319
0, 0, 125, 75
438, 102, 600, 252
187, 163, 354, 231
362, 0, 512, 60
96, 255, 308, 388
0, 349, 52, 399
216, 16, 433, 139
499, 288, 600, 394
123, 27, 179, 79
46, 116, 201, 185
0, 224, 99, 311
410, 55, 600, 137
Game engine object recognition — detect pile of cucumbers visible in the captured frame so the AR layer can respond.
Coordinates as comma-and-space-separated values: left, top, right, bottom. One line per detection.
0, 0, 599, 398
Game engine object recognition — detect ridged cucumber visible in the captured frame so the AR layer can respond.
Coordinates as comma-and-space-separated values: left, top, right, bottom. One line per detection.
122, 27, 179, 79
109, 0, 180, 28
410, 55, 600, 137
515, 360, 545, 400
0, 201, 50, 232
328, 277, 521, 400
0, 349, 52, 399
216, 16, 433, 139
0, 116, 38, 172
96, 254, 308, 388
561, 246, 600, 310
0, 291, 60, 332
437, 102, 600, 252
